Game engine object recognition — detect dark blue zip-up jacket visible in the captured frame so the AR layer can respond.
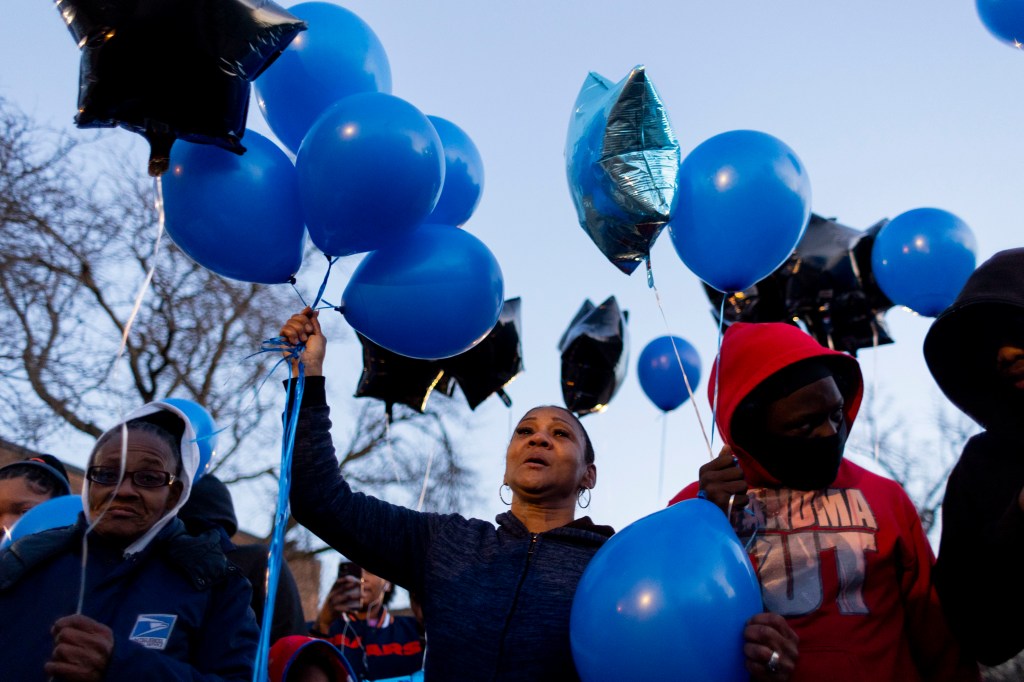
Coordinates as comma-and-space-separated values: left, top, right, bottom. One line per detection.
289, 378, 614, 681
0, 516, 258, 681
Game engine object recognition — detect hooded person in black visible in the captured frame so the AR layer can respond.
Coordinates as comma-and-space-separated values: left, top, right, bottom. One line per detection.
178, 474, 307, 645
925, 248, 1024, 666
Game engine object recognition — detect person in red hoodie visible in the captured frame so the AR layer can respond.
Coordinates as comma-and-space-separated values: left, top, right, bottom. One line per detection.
669, 321, 978, 682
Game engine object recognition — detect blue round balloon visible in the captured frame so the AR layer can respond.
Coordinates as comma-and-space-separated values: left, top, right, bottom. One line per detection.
571, 499, 762, 682
426, 116, 484, 227
297, 93, 445, 258
637, 336, 702, 412
163, 130, 306, 284
161, 398, 218, 484
871, 208, 978, 317
670, 130, 811, 293
976, 0, 1024, 48
254, 2, 392, 154
342, 224, 504, 359
2, 495, 82, 550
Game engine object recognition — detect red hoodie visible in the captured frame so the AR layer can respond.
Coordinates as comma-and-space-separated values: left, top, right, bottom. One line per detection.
669, 322, 977, 682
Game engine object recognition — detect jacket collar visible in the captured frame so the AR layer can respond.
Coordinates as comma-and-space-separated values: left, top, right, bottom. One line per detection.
0, 515, 229, 592
495, 511, 614, 543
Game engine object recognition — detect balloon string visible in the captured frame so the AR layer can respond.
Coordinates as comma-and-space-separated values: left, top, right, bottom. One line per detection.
416, 449, 436, 512
710, 297, 726, 454
384, 414, 403, 485
292, 255, 339, 312
115, 176, 166, 361
657, 412, 667, 503
870, 321, 880, 462
253, 351, 306, 682
649, 264, 714, 460
77, 176, 167, 617
311, 256, 338, 310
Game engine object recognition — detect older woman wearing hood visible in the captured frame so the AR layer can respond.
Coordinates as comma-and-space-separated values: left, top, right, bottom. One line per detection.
670, 322, 978, 682
0, 403, 258, 681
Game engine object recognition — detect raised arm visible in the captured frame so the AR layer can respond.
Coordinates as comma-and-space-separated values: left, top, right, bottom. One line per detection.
280, 309, 447, 594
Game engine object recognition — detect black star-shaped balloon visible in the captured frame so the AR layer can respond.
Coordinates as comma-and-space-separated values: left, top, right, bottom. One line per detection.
705, 214, 894, 355
355, 299, 525, 417
443, 298, 524, 410
55, 0, 305, 175
559, 296, 629, 415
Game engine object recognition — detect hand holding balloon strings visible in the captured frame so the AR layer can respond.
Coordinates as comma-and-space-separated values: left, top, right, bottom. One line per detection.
698, 447, 749, 517
247, 309, 325, 682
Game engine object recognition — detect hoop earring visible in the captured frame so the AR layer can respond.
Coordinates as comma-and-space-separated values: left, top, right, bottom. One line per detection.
577, 487, 592, 509
499, 483, 512, 506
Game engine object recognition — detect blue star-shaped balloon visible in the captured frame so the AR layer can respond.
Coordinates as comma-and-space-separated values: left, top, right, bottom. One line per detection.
565, 66, 681, 274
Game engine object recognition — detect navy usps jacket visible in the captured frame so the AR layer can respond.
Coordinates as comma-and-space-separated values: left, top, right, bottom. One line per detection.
0, 515, 258, 681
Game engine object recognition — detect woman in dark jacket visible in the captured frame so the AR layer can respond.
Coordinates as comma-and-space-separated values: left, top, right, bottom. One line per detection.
925, 247, 1024, 666
0, 403, 258, 681
281, 309, 613, 682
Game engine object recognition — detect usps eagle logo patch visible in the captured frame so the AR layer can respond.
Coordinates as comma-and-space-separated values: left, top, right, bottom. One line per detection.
129, 614, 177, 650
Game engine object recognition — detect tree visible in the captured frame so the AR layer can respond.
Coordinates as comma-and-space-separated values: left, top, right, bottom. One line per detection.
0, 96, 475, 526
846, 390, 979, 536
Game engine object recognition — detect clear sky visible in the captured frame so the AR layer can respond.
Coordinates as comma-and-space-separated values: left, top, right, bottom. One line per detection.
4, 1, 1024, 542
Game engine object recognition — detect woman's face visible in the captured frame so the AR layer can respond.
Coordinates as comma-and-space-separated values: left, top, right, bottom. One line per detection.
504, 406, 596, 505
87, 429, 183, 545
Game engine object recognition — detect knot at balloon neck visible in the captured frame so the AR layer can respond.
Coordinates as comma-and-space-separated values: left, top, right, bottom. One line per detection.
144, 124, 177, 177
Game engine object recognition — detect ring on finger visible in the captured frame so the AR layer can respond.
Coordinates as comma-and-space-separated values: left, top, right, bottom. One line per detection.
767, 650, 781, 674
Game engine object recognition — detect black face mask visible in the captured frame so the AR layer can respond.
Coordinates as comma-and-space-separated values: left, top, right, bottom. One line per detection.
752, 420, 849, 491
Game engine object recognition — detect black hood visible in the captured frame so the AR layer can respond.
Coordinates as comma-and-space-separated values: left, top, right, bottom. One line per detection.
177, 474, 238, 537
924, 248, 1024, 437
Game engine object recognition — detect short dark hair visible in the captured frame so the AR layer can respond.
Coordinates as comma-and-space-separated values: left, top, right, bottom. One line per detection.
0, 456, 70, 498
524, 405, 596, 465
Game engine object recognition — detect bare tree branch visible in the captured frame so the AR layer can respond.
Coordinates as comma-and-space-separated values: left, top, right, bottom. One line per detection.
0, 96, 476, 533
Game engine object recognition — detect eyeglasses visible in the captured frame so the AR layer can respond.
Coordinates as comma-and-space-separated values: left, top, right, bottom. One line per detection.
86, 466, 175, 489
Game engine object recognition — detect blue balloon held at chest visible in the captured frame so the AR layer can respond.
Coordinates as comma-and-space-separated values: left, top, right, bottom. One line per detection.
571, 499, 762, 682
565, 66, 681, 275
342, 224, 504, 360
976, 0, 1024, 49
160, 398, 218, 484
163, 130, 306, 284
871, 208, 977, 318
425, 116, 485, 227
670, 130, 811, 293
254, 1, 392, 154
297, 92, 445, 258
637, 336, 702, 412
2, 496, 83, 550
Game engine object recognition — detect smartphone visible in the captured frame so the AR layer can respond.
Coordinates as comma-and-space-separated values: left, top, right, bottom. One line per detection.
337, 561, 361, 581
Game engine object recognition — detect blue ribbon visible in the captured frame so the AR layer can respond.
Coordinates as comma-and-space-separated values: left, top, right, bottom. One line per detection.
251, 341, 305, 682
251, 258, 337, 682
